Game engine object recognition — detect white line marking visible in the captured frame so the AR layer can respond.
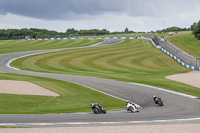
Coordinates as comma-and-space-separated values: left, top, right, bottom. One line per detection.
71, 81, 126, 101
129, 82, 198, 99
0, 117, 200, 126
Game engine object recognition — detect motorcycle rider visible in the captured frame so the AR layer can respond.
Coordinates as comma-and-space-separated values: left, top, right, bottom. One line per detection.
96, 103, 102, 110
126, 100, 139, 112
153, 95, 161, 104
90, 103, 106, 114
126, 100, 130, 106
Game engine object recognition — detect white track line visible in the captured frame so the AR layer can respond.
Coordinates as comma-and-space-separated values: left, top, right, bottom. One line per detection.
1, 117, 200, 126
130, 82, 198, 99
3, 39, 200, 125
70, 81, 126, 101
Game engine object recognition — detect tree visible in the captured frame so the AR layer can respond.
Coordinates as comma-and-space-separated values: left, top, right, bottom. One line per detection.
125, 27, 129, 33
156, 26, 190, 33
191, 22, 197, 31
66, 28, 78, 34
192, 20, 200, 40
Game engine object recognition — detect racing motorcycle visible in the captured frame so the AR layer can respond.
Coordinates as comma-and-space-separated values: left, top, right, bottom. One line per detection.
126, 101, 141, 113
153, 96, 164, 106
157, 100, 164, 106
90, 103, 106, 114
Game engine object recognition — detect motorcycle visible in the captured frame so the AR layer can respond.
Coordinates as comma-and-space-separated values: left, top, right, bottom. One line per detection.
153, 97, 164, 106
90, 103, 106, 114
126, 101, 141, 113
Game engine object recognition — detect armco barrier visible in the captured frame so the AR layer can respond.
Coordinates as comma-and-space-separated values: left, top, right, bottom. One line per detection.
141, 35, 200, 70
24, 37, 136, 40
137, 37, 161, 49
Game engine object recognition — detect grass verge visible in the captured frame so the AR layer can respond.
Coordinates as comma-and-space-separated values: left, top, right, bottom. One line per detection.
155, 32, 170, 37
0, 126, 24, 128
166, 32, 200, 58
0, 39, 103, 54
11, 39, 200, 98
0, 73, 125, 114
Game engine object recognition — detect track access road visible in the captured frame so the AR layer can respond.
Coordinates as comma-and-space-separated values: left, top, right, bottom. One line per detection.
0, 39, 200, 126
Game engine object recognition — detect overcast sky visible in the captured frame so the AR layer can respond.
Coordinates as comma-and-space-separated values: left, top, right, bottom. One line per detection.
0, 0, 200, 32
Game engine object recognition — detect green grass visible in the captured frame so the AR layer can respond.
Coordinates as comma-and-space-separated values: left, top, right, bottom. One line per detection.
155, 32, 170, 37
167, 32, 200, 58
0, 39, 125, 114
0, 73, 125, 114
0, 126, 24, 128
11, 39, 200, 98
0, 39, 103, 54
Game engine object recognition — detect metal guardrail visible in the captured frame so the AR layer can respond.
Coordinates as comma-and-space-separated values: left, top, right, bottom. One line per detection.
24, 37, 137, 40
143, 34, 200, 67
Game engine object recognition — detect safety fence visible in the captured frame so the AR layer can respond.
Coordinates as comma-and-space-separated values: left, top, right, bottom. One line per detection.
142, 34, 200, 70
24, 37, 137, 40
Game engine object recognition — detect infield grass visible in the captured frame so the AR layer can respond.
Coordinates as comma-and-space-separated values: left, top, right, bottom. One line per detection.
0, 126, 23, 128
0, 39, 125, 114
155, 32, 170, 37
11, 39, 200, 98
0, 73, 125, 114
0, 39, 103, 54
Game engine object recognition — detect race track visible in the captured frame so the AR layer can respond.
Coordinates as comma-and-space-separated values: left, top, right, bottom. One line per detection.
0, 39, 200, 126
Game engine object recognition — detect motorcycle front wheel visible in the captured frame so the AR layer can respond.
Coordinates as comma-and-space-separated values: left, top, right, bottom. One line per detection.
158, 101, 164, 106
93, 108, 99, 114
130, 107, 135, 113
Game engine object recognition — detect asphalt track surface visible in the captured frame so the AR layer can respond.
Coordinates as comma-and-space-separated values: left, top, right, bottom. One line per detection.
0, 39, 200, 126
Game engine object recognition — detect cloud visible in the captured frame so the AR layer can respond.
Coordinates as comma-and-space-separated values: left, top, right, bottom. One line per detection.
0, 0, 199, 21
0, 0, 200, 32
0, 0, 125, 20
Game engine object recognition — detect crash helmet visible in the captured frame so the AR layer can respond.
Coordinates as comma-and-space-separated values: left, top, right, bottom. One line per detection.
90, 103, 94, 107
153, 95, 156, 98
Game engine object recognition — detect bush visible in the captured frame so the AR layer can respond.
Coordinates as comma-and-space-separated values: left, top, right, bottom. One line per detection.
196, 34, 200, 40
192, 20, 200, 40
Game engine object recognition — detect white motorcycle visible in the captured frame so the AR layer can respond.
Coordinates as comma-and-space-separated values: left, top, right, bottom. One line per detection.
126, 101, 141, 113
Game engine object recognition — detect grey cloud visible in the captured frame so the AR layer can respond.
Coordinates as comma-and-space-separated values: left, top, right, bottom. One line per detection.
0, 0, 200, 20
0, 0, 125, 20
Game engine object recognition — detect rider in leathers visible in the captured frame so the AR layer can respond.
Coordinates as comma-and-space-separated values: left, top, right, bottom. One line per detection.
153, 95, 161, 104
126, 100, 139, 112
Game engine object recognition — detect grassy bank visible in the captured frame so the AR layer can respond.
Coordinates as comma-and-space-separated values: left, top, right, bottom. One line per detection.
155, 32, 170, 37
0, 73, 124, 114
167, 32, 200, 58
11, 39, 200, 98
0, 126, 23, 128
0, 39, 103, 54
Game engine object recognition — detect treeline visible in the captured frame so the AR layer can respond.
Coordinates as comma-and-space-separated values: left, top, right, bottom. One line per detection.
156, 26, 190, 33
0, 28, 59, 40
0, 28, 136, 40
66, 28, 110, 36
191, 20, 200, 40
